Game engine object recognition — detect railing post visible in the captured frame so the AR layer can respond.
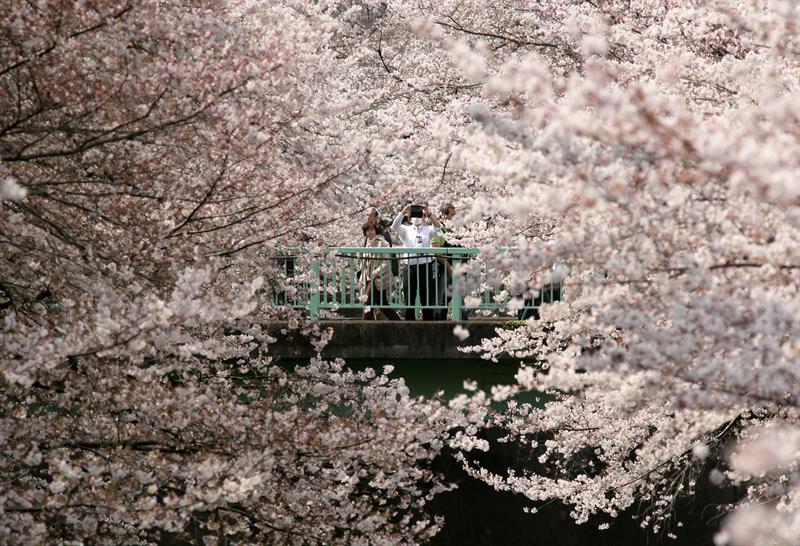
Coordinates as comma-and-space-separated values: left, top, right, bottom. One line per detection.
451, 257, 462, 320
415, 258, 421, 320
310, 260, 321, 320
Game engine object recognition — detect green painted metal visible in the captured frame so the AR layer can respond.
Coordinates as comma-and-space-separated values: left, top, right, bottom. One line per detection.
309, 261, 321, 320
270, 247, 560, 320
451, 256, 463, 319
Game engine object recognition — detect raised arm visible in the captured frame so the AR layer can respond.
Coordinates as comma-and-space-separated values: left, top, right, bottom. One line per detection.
424, 205, 441, 229
392, 204, 411, 234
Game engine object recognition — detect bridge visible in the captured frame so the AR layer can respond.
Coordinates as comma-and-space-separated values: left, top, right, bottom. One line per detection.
269, 246, 561, 321
265, 246, 561, 369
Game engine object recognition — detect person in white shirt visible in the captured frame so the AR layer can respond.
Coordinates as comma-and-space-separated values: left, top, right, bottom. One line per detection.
391, 204, 441, 320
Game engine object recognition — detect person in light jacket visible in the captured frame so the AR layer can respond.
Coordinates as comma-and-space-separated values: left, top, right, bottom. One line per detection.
361, 222, 400, 320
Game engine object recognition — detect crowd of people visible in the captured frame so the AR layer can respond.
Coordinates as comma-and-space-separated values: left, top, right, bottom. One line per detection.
359, 202, 462, 321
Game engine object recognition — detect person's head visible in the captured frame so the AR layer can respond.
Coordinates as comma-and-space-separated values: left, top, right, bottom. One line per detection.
410, 217, 424, 227
362, 221, 380, 240
440, 203, 456, 220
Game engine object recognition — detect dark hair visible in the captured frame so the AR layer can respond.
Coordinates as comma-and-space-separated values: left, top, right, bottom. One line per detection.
366, 208, 391, 228
362, 221, 381, 236
440, 203, 455, 216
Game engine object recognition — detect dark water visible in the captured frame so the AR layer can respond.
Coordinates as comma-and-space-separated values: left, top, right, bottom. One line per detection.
341, 357, 552, 412
346, 357, 523, 398
342, 358, 735, 546
277, 358, 735, 545
427, 437, 735, 546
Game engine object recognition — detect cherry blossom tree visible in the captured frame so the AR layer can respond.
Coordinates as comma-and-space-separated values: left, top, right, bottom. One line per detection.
4, 0, 800, 544
1, 2, 452, 544
366, 0, 800, 542
285, 0, 800, 542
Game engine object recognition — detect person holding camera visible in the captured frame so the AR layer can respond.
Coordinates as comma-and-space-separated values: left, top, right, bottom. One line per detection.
391, 204, 441, 320
438, 203, 456, 233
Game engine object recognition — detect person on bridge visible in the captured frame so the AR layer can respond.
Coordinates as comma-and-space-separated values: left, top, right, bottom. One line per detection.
360, 222, 400, 321
363, 207, 399, 278
438, 202, 456, 233
363, 208, 394, 246
430, 234, 452, 320
436, 203, 471, 320
392, 204, 441, 321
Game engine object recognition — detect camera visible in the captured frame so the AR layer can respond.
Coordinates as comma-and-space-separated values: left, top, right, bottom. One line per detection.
409, 204, 423, 218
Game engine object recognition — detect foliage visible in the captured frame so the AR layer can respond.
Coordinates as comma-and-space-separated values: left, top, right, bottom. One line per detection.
3, 0, 800, 544
1, 2, 447, 544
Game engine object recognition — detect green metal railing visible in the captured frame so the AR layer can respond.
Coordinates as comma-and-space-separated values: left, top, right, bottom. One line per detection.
270, 247, 561, 320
